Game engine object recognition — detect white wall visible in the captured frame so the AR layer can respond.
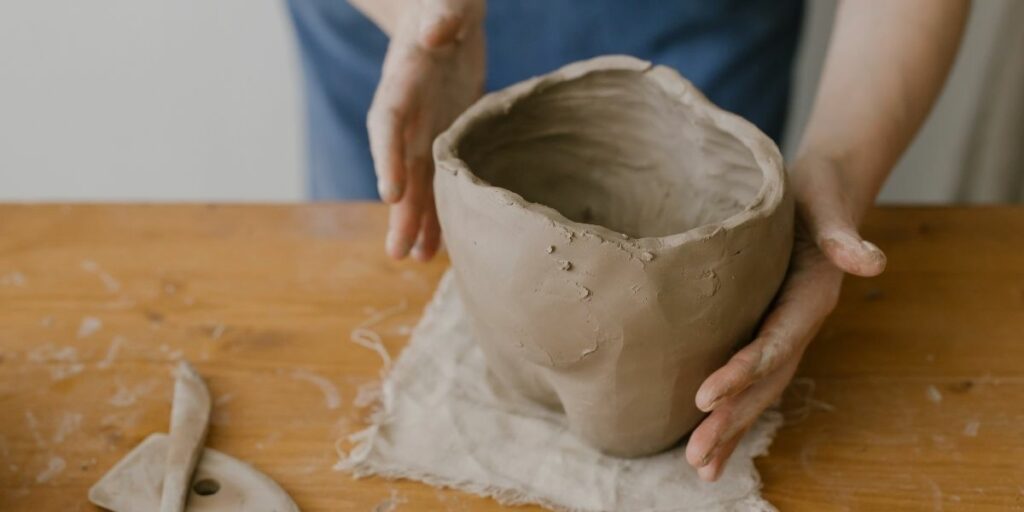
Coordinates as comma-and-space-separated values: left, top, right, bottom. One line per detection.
0, 1, 1008, 203
0, 0, 303, 201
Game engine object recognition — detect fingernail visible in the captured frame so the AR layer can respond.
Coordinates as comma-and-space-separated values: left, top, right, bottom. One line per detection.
861, 240, 887, 270
699, 445, 718, 467
387, 230, 413, 258
698, 464, 718, 482
697, 391, 720, 412
702, 398, 719, 412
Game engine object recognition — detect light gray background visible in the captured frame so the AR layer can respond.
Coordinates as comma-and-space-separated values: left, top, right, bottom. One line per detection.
0, 1, 1010, 202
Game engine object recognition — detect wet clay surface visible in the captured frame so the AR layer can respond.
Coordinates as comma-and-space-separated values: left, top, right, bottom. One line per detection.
434, 55, 794, 457
459, 66, 763, 239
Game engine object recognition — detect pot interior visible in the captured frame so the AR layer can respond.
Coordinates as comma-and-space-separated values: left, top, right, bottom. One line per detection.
456, 69, 766, 238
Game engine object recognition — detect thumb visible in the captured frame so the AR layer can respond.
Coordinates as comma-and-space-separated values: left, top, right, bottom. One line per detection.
816, 226, 887, 277
793, 159, 887, 277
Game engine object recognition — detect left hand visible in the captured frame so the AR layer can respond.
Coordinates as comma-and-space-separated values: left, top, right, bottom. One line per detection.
367, 0, 486, 262
684, 155, 887, 481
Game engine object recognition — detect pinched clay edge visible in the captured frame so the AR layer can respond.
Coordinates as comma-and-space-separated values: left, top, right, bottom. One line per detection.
433, 55, 787, 250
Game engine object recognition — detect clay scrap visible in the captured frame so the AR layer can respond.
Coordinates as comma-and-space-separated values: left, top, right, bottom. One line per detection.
89, 361, 299, 511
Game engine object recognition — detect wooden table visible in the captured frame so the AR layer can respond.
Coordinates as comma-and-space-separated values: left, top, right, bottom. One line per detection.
0, 205, 1021, 511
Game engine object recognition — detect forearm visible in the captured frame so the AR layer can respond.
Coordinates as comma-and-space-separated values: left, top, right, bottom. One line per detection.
796, 0, 970, 221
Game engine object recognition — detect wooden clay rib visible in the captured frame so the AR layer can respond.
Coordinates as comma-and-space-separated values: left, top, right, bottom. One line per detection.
89, 434, 300, 511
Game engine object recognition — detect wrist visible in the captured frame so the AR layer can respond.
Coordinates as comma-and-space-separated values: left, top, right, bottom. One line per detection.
790, 148, 875, 226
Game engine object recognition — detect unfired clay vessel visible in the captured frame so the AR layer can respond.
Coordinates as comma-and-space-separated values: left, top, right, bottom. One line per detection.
433, 56, 793, 457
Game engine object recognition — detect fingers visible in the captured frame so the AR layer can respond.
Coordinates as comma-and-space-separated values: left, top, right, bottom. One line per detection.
412, 189, 442, 262
687, 357, 801, 482
386, 156, 430, 259
696, 431, 742, 482
367, 78, 410, 204
378, 95, 435, 260
695, 261, 841, 412
374, 103, 440, 261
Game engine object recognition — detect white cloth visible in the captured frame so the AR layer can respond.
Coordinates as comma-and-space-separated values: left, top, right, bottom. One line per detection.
337, 272, 782, 512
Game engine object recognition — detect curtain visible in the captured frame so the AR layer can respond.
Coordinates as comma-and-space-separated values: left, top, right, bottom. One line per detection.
957, 0, 1024, 203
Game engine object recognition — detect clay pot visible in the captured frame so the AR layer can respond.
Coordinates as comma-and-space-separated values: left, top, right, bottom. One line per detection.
433, 56, 793, 457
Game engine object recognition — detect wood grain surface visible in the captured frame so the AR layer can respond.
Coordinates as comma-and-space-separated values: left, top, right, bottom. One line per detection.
0, 204, 1022, 511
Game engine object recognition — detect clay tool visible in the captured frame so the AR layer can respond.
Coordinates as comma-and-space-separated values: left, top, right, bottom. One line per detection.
89, 361, 300, 511
160, 362, 211, 512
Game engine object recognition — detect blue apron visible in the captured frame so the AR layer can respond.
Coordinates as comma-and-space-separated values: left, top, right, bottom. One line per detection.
287, 0, 804, 200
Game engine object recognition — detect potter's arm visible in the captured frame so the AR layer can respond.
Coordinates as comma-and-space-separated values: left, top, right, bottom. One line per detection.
686, 0, 969, 482
793, 0, 971, 225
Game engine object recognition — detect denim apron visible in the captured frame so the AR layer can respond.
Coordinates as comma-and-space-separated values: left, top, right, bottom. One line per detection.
286, 0, 804, 199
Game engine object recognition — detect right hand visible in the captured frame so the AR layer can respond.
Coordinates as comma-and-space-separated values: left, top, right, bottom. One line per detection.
368, 0, 486, 261
687, 153, 886, 481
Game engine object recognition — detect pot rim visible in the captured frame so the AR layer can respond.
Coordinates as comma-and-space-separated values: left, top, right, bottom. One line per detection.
433, 55, 787, 249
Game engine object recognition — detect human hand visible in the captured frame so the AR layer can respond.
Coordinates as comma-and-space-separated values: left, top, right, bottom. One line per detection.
685, 155, 887, 481
367, 0, 485, 262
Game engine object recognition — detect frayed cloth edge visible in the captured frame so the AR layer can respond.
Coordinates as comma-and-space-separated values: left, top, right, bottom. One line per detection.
336, 408, 784, 512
